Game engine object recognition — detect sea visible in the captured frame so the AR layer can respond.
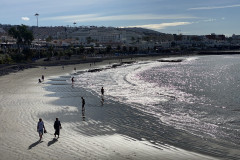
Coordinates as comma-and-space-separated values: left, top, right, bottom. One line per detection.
48, 54, 240, 159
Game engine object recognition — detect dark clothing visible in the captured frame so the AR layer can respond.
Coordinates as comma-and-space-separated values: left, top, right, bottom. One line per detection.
82, 98, 85, 111
101, 88, 104, 95
54, 120, 61, 136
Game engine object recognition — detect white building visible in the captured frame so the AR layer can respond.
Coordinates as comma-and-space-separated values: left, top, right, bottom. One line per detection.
69, 28, 127, 44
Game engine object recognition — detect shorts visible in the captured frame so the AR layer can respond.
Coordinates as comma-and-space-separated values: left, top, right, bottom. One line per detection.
38, 129, 43, 135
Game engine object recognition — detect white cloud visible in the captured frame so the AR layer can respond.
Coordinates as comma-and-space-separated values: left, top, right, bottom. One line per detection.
41, 14, 197, 22
21, 17, 30, 21
188, 4, 240, 10
192, 18, 217, 24
122, 22, 192, 30
203, 19, 216, 22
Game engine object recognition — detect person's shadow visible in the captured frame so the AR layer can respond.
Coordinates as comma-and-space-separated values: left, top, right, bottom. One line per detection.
47, 138, 58, 147
101, 95, 104, 106
82, 110, 86, 121
28, 140, 43, 150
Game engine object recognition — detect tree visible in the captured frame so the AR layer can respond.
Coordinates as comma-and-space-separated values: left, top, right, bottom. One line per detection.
47, 46, 54, 60
8, 25, 34, 45
129, 46, 133, 53
86, 37, 92, 44
46, 36, 53, 42
65, 48, 73, 59
117, 45, 121, 51
79, 45, 85, 54
3, 54, 13, 64
106, 45, 112, 53
133, 47, 138, 53
171, 42, 176, 47
0, 57, 3, 64
22, 48, 33, 61
122, 46, 127, 52
90, 46, 95, 53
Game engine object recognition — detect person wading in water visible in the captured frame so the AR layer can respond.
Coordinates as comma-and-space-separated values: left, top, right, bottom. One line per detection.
81, 97, 85, 112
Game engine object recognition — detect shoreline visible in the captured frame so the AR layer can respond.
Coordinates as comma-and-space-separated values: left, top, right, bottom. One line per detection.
1, 49, 240, 77
59, 56, 239, 160
0, 52, 197, 77
0, 55, 219, 160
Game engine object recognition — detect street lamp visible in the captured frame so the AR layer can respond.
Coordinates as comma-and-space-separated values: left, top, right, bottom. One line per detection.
35, 13, 39, 27
35, 13, 40, 58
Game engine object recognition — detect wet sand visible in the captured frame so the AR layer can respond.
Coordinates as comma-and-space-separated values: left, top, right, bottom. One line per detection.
0, 58, 218, 160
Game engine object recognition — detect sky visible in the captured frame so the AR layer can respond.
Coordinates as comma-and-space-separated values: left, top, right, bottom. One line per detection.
0, 0, 239, 36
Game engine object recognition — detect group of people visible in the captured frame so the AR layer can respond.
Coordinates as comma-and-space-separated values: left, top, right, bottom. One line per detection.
37, 68, 105, 140
37, 118, 62, 141
38, 75, 44, 83
80, 87, 104, 110
36, 90, 104, 141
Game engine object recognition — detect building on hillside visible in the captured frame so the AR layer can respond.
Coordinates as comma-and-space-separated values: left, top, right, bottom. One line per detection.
231, 34, 240, 45
69, 27, 127, 46
206, 33, 226, 41
32, 26, 66, 40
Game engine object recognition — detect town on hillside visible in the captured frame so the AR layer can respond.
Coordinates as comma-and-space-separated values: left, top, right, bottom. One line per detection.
0, 24, 240, 64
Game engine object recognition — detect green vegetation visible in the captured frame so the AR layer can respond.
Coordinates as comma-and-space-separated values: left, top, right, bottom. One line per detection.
0, 25, 35, 64
0, 54, 13, 64
46, 36, 53, 42
8, 25, 34, 45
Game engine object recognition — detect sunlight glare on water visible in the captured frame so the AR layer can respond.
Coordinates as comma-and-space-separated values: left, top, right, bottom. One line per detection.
74, 55, 240, 146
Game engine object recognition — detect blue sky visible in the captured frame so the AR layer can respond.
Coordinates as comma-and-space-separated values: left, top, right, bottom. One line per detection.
0, 0, 239, 35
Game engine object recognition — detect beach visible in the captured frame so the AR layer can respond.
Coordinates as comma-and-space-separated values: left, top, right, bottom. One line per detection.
0, 57, 219, 160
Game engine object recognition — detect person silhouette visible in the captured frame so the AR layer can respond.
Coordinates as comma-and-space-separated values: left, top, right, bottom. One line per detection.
81, 97, 85, 112
71, 77, 75, 83
101, 87, 104, 96
54, 118, 62, 138
37, 118, 46, 141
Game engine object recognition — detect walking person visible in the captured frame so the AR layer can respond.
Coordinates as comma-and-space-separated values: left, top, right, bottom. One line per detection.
101, 87, 104, 106
42, 75, 44, 81
81, 97, 85, 112
37, 118, 46, 141
54, 118, 62, 138
71, 77, 75, 83
101, 87, 104, 96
